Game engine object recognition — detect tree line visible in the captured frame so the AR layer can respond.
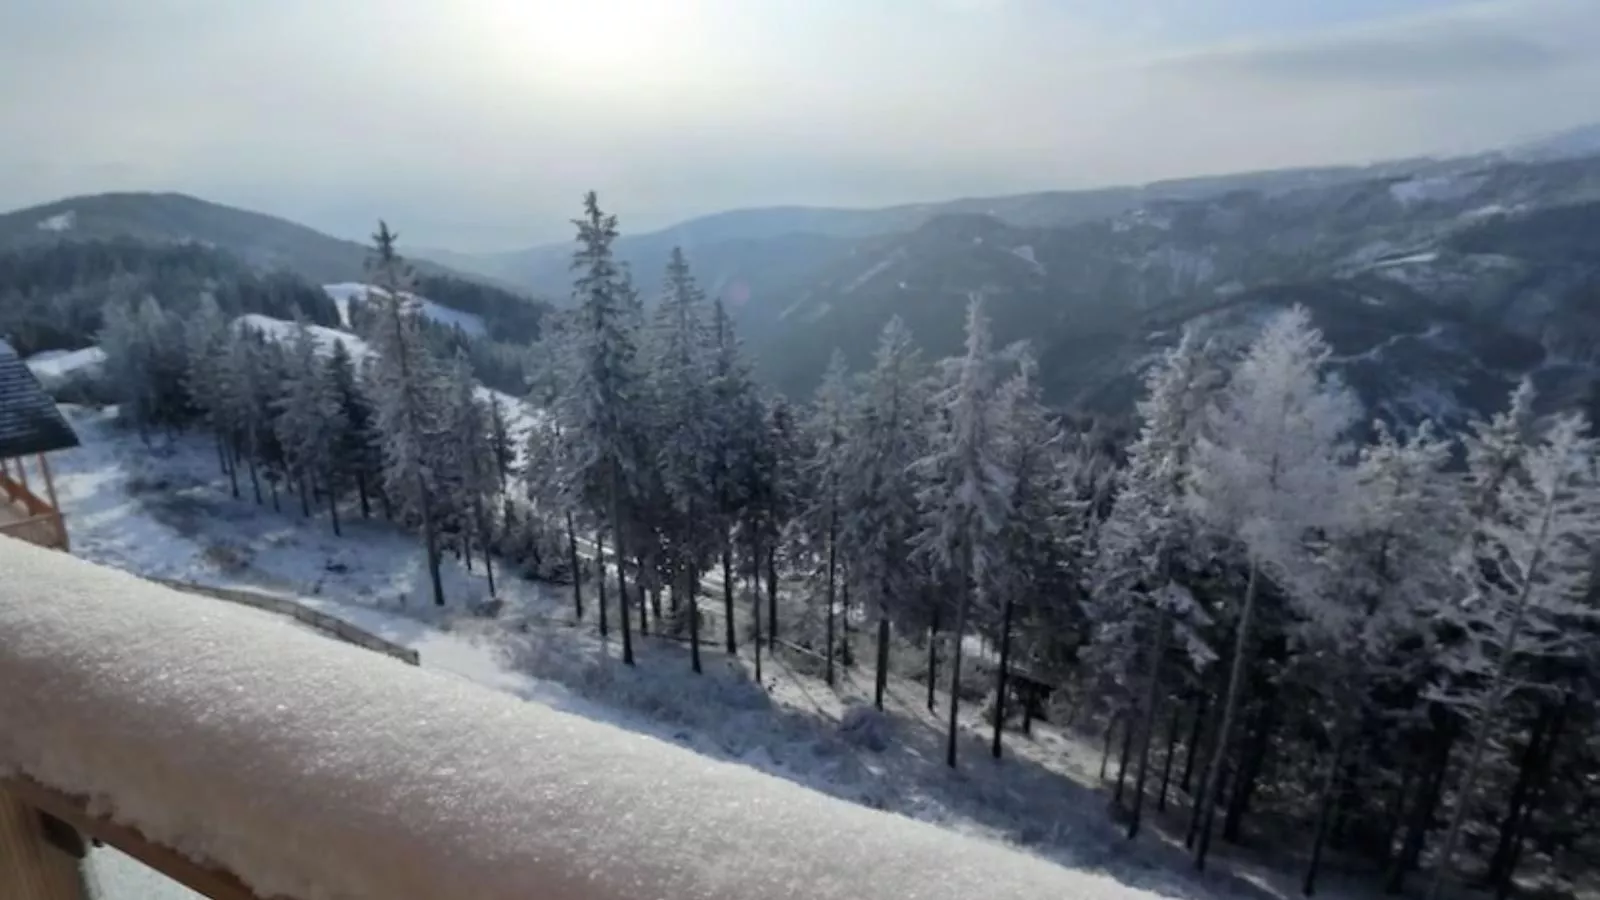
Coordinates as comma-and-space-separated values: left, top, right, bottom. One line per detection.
93, 193, 1600, 900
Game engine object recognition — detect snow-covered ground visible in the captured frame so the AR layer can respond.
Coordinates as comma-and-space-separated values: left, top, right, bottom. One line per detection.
40, 404, 1378, 900
322, 282, 487, 337
26, 346, 106, 383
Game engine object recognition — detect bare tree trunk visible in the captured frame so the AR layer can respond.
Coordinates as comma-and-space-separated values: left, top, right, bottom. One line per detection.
1157, 702, 1183, 812
609, 463, 634, 666
1100, 715, 1117, 782
825, 511, 838, 687
356, 469, 370, 518
567, 512, 583, 620
766, 545, 779, 648
874, 613, 891, 711
687, 551, 702, 675
420, 479, 446, 607
299, 473, 312, 518
595, 530, 609, 638
1195, 560, 1263, 871
722, 539, 737, 655
926, 606, 940, 713
1128, 612, 1170, 838
1115, 709, 1136, 806
750, 531, 763, 686
246, 453, 262, 505
225, 440, 241, 498
1182, 692, 1208, 797
946, 567, 972, 769
991, 596, 1014, 759
1304, 737, 1350, 896
327, 477, 342, 536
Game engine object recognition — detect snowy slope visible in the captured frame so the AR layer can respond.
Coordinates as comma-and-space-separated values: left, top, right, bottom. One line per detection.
322, 282, 486, 337
25, 346, 106, 382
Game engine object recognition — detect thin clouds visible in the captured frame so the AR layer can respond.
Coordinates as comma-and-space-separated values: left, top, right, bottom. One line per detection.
0, 0, 1597, 249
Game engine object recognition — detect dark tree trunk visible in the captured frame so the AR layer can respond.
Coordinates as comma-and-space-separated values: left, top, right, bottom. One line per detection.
356, 470, 370, 519
419, 481, 446, 607
1129, 613, 1171, 838
482, 523, 497, 598
992, 596, 1014, 760
268, 475, 280, 512
750, 532, 763, 686
596, 530, 610, 638
1159, 701, 1183, 812
214, 431, 229, 476
722, 540, 737, 655
1388, 721, 1457, 894
1195, 562, 1262, 871
637, 553, 651, 636
687, 556, 702, 675
945, 566, 972, 769
609, 464, 634, 666
380, 486, 392, 521
1115, 709, 1136, 806
299, 473, 312, 518
1182, 692, 1209, 796
926, 606, 941, 713
225, 440, 241, 498
1494, 697, 1569, 900
246, 454, 263, 505
1304, 739, 1350, 896
874, 615, 891, 711
1224, 699, 1276, 843
1486, 706, 1553, 888
766, 545, 778, 649
841, 574, 852, 668
1100, 714, 1117, 782
825, 512, 838, 687
327, 477, 342, 536
567, 512, 583, 620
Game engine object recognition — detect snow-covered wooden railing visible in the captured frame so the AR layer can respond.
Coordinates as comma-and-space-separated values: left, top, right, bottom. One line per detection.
0, 468, 67, 551
0, 538, 1159, 900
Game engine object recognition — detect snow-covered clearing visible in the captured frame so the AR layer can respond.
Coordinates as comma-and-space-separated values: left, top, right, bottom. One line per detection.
1387, 173, 1486, 206
25, 346, 106, 382
40, 404, 1379, 900
322, 282, 486, 337
37, 210, 75, 232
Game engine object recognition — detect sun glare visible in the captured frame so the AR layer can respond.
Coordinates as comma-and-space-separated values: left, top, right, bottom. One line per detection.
478, 0, 687, 79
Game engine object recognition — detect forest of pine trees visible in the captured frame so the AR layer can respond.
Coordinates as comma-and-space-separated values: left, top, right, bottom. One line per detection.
89, 194, 1600, 898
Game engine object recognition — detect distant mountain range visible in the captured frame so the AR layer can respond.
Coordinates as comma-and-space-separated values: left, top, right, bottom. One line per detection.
4, 122, 1600, 425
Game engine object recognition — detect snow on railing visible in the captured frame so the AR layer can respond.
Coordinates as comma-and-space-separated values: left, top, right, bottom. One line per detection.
0, 539, 1159, 900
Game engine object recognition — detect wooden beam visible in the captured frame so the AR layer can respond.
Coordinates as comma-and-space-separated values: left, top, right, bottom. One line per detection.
0, 785, 89, 900
1, 778, 271, 900
14, 456, 28, 492
36, 455, 65, 551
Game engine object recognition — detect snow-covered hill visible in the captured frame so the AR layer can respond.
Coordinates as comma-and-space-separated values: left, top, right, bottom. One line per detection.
323, 282, 487, 337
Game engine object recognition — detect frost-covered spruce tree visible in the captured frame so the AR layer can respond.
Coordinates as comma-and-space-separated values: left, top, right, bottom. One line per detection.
564, 192, 644, 664
183, 295, 236, 485
442, 352, 500, 597
760, 396, 803, 648
218, 325, 275, 505
708, 294, 758, 656
987, 349, 1066, 761
325, 338, 379, 519
912, 297, 1013, 769
1089, 329, 1222, 838
366, 222, 449, 607
646, 247, 715, 668
842, 316, 927, 710
486, 394, 515, 491
803, 349, 855, 687
274, 320, 347, 529
1298, 420, 1457, 894
1185, 305, 1359, 868
1428, 410, 1600, 900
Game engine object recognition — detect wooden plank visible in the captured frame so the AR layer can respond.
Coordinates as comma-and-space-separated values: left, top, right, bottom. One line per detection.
3, 778, 270, 900
0, 785, 90, 900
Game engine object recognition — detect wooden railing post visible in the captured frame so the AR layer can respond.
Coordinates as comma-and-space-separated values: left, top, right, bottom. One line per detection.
0, 786, 90, 900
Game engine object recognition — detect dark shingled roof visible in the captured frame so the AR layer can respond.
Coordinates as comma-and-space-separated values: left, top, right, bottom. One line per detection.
0, 340, 80, 459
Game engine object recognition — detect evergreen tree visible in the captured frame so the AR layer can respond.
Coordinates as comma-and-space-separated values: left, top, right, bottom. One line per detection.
1184, 305, 1360, 868
366, 222, 449, 606
563, 192, 644, 664
442, 353, 501, 597
274, 320, 346, 530
913, 298, 1014, 769
803, 350, 855, 686
841, 316, 928, 710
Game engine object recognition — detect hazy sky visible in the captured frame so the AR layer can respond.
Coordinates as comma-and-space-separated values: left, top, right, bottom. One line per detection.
3, 0, 1598, 250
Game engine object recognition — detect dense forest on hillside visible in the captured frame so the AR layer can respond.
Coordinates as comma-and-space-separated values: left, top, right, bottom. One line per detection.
88, 195, 1600, 900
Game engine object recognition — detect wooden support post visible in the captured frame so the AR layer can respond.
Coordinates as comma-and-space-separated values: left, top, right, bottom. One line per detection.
15, 455, 29, 492
0, 786, 90, 900
36, 455, 66, 552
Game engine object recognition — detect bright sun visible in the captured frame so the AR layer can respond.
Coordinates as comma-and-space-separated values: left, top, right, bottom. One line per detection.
478, 0, 686, 77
